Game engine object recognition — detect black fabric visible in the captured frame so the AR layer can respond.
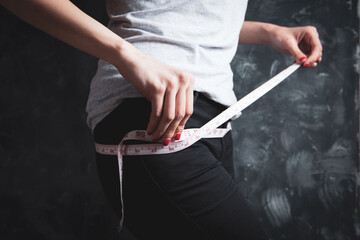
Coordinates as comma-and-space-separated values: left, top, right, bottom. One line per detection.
93, 92, 268, 240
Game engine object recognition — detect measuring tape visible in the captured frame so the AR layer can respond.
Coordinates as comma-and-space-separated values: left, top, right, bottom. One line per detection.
95, 63, 301, 226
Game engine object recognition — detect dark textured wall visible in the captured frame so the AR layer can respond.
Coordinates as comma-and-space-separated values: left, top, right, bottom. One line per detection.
0, 1, 126, 239
232, 0, 359, 239
0, 0, 358, 240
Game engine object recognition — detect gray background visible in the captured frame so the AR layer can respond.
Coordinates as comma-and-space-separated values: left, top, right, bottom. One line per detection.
0, 0, 358, 239
232, 0, 359, 239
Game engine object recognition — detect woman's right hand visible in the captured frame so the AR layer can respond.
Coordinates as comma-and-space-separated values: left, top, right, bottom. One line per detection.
0, 0, 194, 146
115, 42, 194, 146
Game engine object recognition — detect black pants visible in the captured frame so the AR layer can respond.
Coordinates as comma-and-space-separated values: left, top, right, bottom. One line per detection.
94, 92, 268, 240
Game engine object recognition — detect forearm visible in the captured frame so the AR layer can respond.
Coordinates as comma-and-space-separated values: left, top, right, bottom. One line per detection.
238, 21, 278, 45
0, 0, 127, 66
239, 21, 322, 67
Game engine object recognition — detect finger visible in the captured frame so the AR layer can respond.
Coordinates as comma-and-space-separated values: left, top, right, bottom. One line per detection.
309, 62, 317, 68
175, 83, 194, 140
172, 89, 188, 140
287, 38, 307, 64
303, 44, 322, 67
151, 89, 176, 145
146, 93, 163, 135
175, 75, 194, 140
304, 44, 322, 67
303, 31, 323, 66
163, 90, 185, 143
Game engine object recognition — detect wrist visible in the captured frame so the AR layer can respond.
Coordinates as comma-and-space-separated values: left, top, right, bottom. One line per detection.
105, 38, 129, 65
106, 38, 141, 75
259, 22, 280, 46
240, 21, 279, 45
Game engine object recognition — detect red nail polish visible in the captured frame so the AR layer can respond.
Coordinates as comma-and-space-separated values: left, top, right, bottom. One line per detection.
175, 133, 181, 141
147, 131, 152, 135
304, 62, 310, 67
300, 56, 307, 62
163, 138, 171, 146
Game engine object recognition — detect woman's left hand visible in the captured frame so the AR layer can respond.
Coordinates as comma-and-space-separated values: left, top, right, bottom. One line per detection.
268, 25, 323, 67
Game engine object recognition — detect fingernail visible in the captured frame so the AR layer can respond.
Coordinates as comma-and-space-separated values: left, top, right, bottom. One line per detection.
300, 56, 307, 62
304, 62, 310, 67
175, 133, 181, 141
163, 138, 171, 146
147, 131, 152, 135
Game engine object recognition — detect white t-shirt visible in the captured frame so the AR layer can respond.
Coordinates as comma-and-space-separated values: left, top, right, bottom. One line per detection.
86, 0, 248, 130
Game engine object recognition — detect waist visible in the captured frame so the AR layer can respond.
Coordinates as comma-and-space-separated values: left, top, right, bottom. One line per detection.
93, 92, 230, 145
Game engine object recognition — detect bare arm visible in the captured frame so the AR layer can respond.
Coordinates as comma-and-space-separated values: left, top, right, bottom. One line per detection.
0, 0, 126, 65
239, 21, 276, 45
239, 21, 323, 67
0, 0, 194, 145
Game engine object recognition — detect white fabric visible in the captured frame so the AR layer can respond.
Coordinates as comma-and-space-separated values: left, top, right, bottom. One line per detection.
86, 0, 248, 130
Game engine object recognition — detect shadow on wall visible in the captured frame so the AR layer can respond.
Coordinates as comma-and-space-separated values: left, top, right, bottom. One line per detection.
231, 0, 359, 239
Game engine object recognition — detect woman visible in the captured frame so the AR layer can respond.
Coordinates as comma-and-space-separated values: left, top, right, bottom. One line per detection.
1, 0, 322, 239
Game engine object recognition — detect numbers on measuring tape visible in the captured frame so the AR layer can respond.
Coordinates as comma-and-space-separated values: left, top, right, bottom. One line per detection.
136, 131, 145, 137
94, 63, 301, 228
